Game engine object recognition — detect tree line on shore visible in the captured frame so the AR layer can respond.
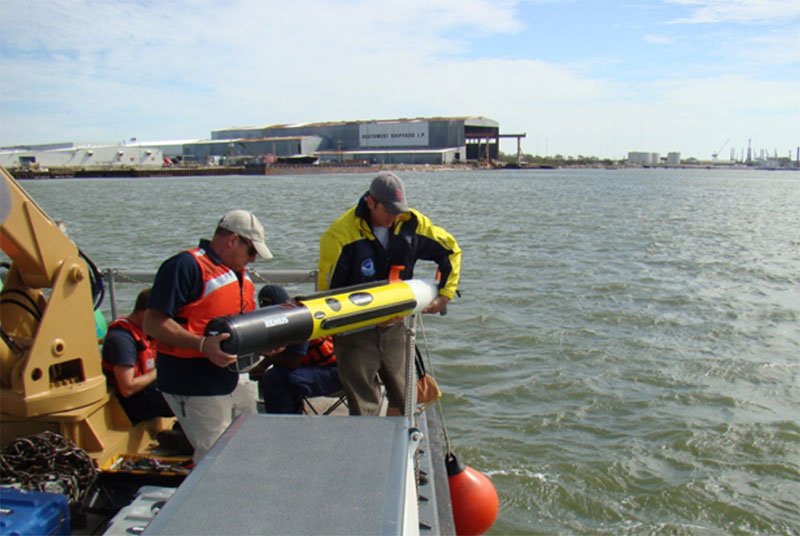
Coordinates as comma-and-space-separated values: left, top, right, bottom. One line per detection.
497, 151, 619, 167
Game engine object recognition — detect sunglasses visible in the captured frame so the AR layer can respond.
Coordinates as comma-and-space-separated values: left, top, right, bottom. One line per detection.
238, 235, 258, 257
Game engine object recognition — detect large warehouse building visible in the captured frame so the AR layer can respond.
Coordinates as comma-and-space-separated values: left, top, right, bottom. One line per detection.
1, 116, 512, 170
0, 143, 165, 170
187, 116, 502, 165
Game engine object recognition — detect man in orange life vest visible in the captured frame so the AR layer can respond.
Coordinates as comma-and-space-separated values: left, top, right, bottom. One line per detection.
144, 210, 272, 462
102, 288, 173, 424
252, 285, 342, 414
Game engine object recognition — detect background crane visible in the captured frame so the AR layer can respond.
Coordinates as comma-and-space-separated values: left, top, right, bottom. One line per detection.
712, 139, 730, 159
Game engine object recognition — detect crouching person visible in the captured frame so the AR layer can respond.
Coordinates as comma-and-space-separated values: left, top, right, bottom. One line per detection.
102, 288, 173, 424
251, 285, 342, 414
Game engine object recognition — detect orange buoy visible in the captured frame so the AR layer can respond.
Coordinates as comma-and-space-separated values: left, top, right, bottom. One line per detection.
446, 452, 499, 535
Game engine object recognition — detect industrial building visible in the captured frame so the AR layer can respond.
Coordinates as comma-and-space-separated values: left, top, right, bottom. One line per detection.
197, 116, 503, 165
667, 152, 681, 165
0, 116, 514, 170
626, 151, 685, 166
0, 143, 164, 170
626, 152, 662, 166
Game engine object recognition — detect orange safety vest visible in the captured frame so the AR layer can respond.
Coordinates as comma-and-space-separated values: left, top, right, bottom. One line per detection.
102, 317, 156, 386
301, 336, 336, 367
156, 247, 256, 358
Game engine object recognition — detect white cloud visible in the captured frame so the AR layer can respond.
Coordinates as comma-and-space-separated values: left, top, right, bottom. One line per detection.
644, 34, 674, 44
667, 0, 800, 24
744, 28, 800, 64
1, 0, 797, 159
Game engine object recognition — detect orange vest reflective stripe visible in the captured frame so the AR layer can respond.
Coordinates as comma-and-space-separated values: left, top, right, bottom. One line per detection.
102, 317, 156, 385
301, 336, 336, 367
157, 247, 256, 358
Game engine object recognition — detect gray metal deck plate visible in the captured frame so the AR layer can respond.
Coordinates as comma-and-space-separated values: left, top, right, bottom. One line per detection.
144, 414, 410, 535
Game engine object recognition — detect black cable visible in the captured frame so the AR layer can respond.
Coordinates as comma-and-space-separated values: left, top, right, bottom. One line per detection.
0, 297, 41, 321
0, 326, 25, 354
0, 288, 42, 318
0, 431, 98, 522
415, 345, 426, 379
79, 249, 105, 311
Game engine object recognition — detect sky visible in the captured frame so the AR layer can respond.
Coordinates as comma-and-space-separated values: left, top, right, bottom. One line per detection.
0, 0, 798, 160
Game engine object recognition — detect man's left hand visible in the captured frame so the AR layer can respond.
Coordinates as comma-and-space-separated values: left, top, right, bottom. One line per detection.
423, 295, 450, 315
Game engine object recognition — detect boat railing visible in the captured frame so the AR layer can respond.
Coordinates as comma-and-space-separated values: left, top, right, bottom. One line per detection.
102, 268, 318, 320
101, 267, 447, 533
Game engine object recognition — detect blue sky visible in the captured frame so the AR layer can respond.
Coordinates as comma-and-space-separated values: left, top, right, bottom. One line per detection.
1, 0, 798, 160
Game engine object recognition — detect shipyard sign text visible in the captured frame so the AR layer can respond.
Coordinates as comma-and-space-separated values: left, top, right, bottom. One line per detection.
359, 122, 429, 148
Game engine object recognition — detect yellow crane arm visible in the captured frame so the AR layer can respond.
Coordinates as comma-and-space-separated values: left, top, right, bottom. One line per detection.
1, 167, 106, 416
1, 167, 81, 288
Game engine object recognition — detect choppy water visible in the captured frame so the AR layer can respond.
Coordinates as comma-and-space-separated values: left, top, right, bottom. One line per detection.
9, 168, 800, 535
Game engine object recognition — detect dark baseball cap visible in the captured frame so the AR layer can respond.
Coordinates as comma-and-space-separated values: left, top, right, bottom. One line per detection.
369, 172, 409, 215
258, 284, 290, 307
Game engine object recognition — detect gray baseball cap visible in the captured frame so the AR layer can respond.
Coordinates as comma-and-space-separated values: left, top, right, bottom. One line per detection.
369, 172, 409, 215
218, 209, 273, 259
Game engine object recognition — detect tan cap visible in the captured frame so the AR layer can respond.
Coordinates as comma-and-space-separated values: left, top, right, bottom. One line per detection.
218, 209, 273, 259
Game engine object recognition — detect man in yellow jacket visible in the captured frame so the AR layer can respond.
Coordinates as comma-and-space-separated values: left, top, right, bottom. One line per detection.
318, 172, 460, 416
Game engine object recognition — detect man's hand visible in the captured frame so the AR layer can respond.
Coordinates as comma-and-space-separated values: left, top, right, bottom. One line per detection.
201, 332, 237, 368
263, 346, 287, 357
422, 295, 450, 315
258, 346, 289, 368
377, 316, 404, 328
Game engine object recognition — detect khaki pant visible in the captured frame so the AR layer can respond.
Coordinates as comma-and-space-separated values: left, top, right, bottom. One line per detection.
163, 377, 257, 463
334, 322, 407, 416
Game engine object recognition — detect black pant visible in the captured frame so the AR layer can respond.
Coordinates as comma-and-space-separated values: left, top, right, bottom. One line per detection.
119, 383, 174, 424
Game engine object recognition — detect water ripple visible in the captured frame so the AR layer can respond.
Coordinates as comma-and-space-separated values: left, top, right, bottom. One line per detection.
11, 168, 800, 535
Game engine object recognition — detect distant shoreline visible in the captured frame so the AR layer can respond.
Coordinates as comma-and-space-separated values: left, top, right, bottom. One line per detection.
7, 161, 796, 179
9, 163, 464, 179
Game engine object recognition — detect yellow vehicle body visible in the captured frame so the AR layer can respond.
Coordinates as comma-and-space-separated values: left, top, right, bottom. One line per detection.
0, 168, 169, 467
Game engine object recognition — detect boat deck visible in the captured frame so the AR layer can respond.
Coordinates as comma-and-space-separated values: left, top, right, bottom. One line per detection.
140, 409, 453, 535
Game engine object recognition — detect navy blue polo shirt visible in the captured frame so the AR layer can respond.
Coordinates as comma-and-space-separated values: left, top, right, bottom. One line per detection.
286, 340, 309, 356
102, 327, 139, 370
147, 239, 241, 396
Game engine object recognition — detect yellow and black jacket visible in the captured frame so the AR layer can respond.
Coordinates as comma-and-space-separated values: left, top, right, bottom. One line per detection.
318, 193, 461, 299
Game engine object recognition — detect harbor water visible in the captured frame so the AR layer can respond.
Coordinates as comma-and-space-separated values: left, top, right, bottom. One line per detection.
10, 168, 800, 535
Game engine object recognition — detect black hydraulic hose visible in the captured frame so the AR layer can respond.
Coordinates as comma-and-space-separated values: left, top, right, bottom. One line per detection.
1, 327, 26, 354
0, 297, 41, 321
0, 289, 42, 320
79, 249, 105, 310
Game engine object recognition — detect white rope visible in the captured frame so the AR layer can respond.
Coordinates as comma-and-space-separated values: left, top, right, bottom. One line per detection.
417, 315, 453, 455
